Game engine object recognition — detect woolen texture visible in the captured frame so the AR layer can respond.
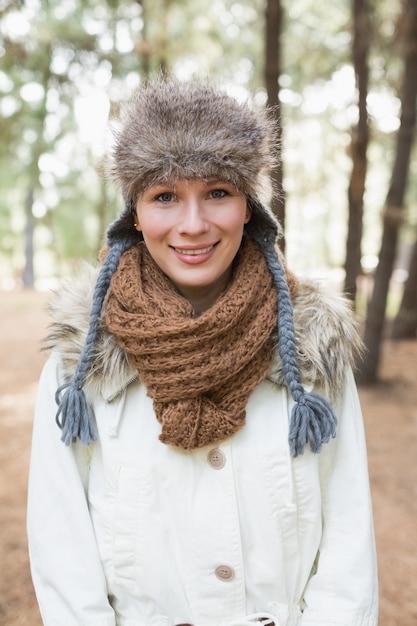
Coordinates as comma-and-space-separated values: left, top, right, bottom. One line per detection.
105, 237, 298, 450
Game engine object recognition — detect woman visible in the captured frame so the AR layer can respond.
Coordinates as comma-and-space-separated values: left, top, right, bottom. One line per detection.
27, 77, 378, 626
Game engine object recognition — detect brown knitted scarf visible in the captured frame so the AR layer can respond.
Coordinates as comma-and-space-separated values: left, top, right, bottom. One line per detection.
104, 237, 298, 450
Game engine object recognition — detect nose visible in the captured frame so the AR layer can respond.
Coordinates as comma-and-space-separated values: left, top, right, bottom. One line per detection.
177, 196, 209, 235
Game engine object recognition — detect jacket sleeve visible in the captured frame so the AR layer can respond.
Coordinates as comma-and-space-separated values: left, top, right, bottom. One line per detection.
27, 354, 116, 626
300, 367, 378, 626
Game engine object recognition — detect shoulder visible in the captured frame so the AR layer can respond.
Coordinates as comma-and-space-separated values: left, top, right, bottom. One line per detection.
44, 263, 137, 401
268, 279, 363, 401
44, 266, 362, 403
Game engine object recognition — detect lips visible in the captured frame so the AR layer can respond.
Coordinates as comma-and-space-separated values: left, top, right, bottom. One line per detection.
173, 244, 216, 256
170, 242, 219, 265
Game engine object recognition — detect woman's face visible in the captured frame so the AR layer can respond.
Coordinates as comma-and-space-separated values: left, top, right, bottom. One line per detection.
135, 178, 251, 313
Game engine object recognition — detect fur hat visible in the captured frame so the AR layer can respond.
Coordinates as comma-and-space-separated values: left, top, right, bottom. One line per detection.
105, 77, 281, 243
55, 76, 337, 457
111, 78, 277, 198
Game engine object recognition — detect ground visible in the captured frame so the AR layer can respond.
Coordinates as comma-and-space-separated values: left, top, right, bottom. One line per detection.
0, 290, 416, 626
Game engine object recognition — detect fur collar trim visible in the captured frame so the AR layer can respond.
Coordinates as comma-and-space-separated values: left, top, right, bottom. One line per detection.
44, 264, 363, 403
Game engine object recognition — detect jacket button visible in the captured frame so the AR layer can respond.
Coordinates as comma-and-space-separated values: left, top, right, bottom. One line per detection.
207, 448, 226, 469
214, 564, 234, 581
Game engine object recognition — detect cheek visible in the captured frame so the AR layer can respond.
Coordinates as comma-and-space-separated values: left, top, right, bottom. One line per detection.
136, 212, 168, 241
226, 206, 251, 232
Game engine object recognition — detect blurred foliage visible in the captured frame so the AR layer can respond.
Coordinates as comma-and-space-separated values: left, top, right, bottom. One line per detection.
0, 0, 416, 284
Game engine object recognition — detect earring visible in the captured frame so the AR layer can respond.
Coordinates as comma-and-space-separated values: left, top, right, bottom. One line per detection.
134, 223, 141, 231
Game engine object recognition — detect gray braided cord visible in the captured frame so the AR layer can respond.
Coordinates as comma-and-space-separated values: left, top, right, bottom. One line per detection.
55, 239, 133, 445
249, 226, 337, 456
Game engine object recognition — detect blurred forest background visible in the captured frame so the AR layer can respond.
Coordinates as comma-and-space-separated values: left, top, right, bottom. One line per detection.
1, 0, 417, 383
0, 2, 417, 626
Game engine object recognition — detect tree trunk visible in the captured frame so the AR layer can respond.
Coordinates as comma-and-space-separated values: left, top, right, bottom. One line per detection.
265, 0, 285, 250
157, 0, 171, 74
344, 0, 371, 303
392, 237, 417, 338
22, 187, 35, 289
357, 0, 417, 384
136, 0, 151, 76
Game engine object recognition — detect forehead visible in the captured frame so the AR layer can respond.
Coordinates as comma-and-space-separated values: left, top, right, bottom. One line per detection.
141, 177, 241, 194
147, 176, 226, 187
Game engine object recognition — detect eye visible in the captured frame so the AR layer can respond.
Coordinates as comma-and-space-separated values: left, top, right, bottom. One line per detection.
156, 192, 174, 203
210, 189, 227, 199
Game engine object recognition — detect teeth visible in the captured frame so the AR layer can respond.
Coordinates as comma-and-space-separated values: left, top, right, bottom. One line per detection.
175, 245, 214, 255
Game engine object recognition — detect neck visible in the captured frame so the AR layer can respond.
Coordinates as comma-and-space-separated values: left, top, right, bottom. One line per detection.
172, 268, 233, 316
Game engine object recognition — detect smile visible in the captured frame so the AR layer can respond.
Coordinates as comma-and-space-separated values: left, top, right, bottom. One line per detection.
173, 244, 216, 256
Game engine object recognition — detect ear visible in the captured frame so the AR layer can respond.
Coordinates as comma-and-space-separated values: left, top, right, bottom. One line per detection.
134, 204, 142, 231
244, 204, 252, 224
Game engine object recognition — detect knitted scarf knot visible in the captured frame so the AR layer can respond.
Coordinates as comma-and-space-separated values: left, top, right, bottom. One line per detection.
105, 237, 297, 450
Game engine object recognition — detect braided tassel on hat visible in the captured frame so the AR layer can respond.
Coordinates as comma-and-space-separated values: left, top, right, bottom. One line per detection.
247, 204, 337, 457
55, 236, 136, 445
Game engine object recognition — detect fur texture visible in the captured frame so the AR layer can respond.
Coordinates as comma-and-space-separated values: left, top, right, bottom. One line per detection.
107, 77, 278, 203
104, 78, 283, 249
44, 265, 363, 405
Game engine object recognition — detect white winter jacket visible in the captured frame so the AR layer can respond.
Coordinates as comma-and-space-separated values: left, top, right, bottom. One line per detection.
27, 271, 378, 626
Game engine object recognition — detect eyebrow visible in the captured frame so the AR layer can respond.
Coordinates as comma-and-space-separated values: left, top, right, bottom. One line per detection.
204, 178, 233, 186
